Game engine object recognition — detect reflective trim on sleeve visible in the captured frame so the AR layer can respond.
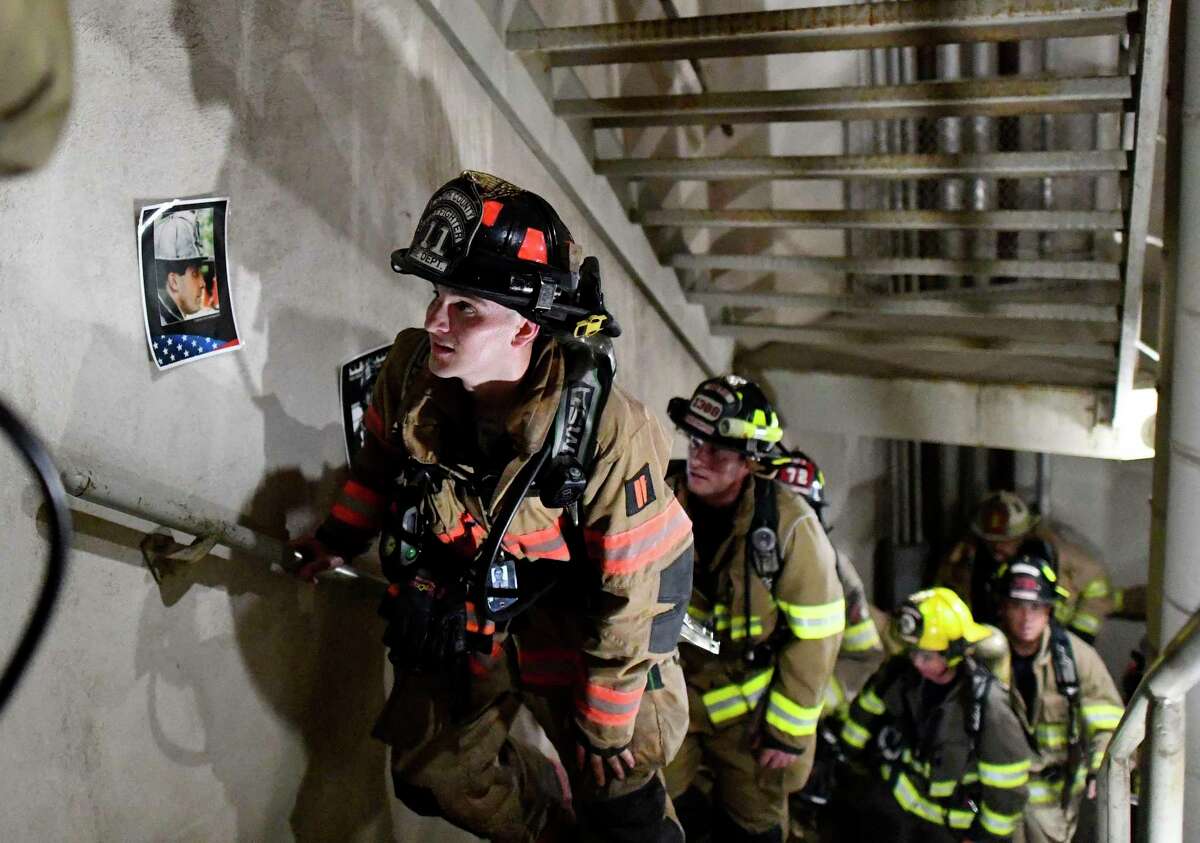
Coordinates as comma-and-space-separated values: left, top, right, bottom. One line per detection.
1083, 703, 1124, 732
858, 687, 886, 716
765, 689, 822, 737
1037, 722, 1068, 751
585, 498, 692, 576
979, 803, 1021, 837
842, 616, 882, 652
929, 779, 957, 798
1081, 578, 1111, 599
687, 604, 711, 623
892, 772, 945, 826
578, 681, 644, 728
1027, 768, 1086, 806
978, 759, 1031, 789
701, 668, 774, 725
841, 717, 871, 750
729, 616, 765, 640
776, 598, 846, 640
1070, 612, 1101, 635
822, 675, 845, 712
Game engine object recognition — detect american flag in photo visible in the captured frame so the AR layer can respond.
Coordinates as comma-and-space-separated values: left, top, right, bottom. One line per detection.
153, 334, 240, 367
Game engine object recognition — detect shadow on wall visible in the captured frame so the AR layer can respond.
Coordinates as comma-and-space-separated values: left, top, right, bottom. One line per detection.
171, 0, 463, 261
63, 1, 468, 839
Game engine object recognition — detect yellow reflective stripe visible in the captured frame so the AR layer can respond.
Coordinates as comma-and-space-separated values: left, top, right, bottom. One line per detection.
1082, 578, 1110, 599
929, 779, 957, 798
1112, 588, 1125, 612
776, 598, 846, 640
728, 616, 764, 640
822, 676, 845, 712
1071, 612, 1101, 635
947, 808, 975, 829
842, 616, 881, 652
702, 668, 774, 725
893, 773, 945, 825
961, 771, 979, 785
841, 717, 870, 749
1083, 704, 1124, 731
1091, 748, 1106, 772
1028, 780, 1058, 805
978, 759, 1030, 789
859, 687, 886, 716
980, 803, 1021, 837
765, 690, 822, 737
702, 684, 749, 724
1037, 722, 1068, 750
687, 604, 711, 622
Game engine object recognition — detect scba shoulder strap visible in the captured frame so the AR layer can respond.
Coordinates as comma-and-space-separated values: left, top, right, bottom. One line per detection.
747, 475, 782, 591
1048, 620, 1084, 808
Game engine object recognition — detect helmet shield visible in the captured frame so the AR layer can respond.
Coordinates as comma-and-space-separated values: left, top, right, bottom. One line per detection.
774, 449, 826, 510
972, 490, 1039, 543
990, 537, 1068, 604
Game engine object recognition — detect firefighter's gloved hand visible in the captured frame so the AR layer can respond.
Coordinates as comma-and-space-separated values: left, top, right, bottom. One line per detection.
289, 535, 344, 583
752, 733, 803, 769
574, 732, 636, 788
379, 572, 438, 668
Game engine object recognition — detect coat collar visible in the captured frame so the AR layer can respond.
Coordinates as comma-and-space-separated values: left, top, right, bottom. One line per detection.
399, 335, 565, 512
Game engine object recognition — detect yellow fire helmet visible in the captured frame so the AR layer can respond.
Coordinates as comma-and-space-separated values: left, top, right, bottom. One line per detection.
893, 587, 993, 664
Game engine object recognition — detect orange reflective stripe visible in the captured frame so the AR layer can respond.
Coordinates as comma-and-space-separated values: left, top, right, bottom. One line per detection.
330, 480, 387, 529
585, 499, 692, 576
436, 513, 486, 555
344, 480, 384, 507
578, 681, 643, 726
508, 522, 571, 561
464, 601, 495, 636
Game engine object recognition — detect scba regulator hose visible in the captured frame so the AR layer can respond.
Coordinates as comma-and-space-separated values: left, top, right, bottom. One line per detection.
0, 396, 70, 718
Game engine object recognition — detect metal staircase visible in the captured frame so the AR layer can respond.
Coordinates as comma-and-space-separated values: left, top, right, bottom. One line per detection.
505, 0, 1170, 432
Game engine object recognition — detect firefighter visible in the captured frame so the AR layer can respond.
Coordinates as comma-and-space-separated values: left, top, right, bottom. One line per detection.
933, 491, 1116, 643
989, 540, 1124, 843
775, 449, 885, 843
837, 587, 1030, 843
774, 449, 885, 717
1, 0, 72, 174
661, 377, 844, 843
294, 171, 693, 842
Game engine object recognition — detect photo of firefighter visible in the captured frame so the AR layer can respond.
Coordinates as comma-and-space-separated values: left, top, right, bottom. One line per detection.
138, 197, 242, 370
153, 208, 219, 325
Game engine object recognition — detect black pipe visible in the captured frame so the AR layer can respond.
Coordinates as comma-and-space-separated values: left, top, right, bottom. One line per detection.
0, 396, 71, 717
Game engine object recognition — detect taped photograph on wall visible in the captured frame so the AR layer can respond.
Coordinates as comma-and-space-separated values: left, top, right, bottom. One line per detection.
340, 344, 391, 465
137, 197, 241, 369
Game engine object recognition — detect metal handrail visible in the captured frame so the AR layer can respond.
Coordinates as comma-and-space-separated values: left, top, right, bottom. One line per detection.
60, 462, 386, 588
1098, 607, 1200, 843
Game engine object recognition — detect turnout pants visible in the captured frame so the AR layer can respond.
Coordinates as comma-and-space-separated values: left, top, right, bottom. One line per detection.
663, 685, 810, 838
831, 771, 959, 843
374, 636, 688, 843
1013, 797, 1081, 843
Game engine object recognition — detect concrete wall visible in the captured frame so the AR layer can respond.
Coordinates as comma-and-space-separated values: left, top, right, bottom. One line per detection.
0, 2, 711, 840
1040, 454, 1152, 681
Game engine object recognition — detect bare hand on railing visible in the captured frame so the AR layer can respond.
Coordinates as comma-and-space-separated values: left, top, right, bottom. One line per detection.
289, 535, 344, 583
